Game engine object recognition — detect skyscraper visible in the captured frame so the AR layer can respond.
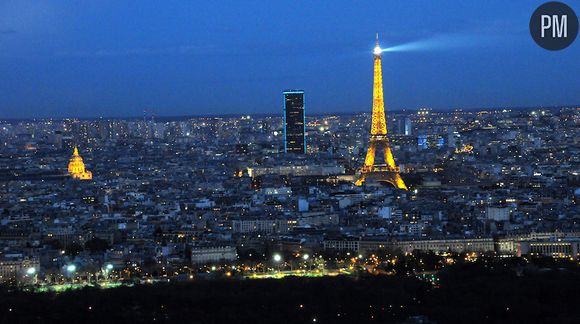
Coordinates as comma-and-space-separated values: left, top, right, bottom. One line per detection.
395, 116, 412, 135
404, 117, 412, 136
283, 90, 306, 154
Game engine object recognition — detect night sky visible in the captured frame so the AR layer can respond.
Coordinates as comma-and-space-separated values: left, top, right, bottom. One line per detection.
0, 0, 579, 118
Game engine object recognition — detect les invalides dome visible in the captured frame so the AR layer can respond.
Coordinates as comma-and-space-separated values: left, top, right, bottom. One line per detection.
67, 146, 93, 180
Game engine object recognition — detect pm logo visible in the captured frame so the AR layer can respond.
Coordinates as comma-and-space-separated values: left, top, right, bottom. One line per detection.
530, 1, 578, 50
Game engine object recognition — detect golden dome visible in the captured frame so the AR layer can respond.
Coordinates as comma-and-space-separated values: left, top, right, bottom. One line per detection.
68, 146, 92, 180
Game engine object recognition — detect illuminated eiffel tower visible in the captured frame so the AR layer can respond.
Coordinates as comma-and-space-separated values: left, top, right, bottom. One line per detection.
355, 34, 408, 190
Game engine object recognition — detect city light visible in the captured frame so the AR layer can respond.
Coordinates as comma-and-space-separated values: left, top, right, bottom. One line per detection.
0, 7, 577, 321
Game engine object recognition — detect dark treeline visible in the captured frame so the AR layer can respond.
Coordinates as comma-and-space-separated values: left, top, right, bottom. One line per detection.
2, 259, 580, 324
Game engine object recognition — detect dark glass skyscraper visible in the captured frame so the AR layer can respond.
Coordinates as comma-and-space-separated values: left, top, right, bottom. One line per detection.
283, 90, 305, 154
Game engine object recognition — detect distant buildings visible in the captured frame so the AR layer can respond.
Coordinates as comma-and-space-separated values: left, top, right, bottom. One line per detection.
396, 117, 412, 136
283, 90, 306, 154
247, 165, 344, 177
190, 246, 237, 265
486, 206, 510, 221
520, 240, 580, 258
0, 104, 578, 287
323, 237, 495, 254
0, 256, 39, 284
232, 219, 297, 234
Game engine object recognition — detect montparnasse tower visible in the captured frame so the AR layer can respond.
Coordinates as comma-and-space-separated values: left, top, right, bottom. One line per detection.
67, 146, 93, 180
355, 34, 407, 190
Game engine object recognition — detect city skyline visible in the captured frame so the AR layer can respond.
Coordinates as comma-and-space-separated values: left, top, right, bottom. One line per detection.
0, 104, 576, 122
1, 2, 580, 322
1, 1, 579, 119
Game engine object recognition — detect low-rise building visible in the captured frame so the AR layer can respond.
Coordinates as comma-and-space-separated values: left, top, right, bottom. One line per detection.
190, 245, 238, 265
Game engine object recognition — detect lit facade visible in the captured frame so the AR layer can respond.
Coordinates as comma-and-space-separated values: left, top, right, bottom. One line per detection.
323, 238, 495, 254
67, 146, 93, 180
232, 219, 297, 234
190, 246, 238, 265
519, 240, 580, 258
356, 34, 407, 189
0, 258, 40, 283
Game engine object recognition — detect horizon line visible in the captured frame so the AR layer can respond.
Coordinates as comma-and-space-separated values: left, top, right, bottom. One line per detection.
1, 104, 578, 122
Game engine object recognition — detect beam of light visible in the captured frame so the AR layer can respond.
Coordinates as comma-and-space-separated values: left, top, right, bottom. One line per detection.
381, 33, 497, 53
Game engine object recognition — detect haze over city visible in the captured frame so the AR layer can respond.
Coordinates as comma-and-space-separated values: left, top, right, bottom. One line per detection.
1, 0, 579, 119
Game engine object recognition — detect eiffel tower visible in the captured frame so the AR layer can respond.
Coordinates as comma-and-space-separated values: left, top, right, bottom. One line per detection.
355, 34, 408, 190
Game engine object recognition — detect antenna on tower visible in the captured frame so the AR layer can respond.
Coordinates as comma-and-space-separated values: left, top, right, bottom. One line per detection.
376, 32, 379, 45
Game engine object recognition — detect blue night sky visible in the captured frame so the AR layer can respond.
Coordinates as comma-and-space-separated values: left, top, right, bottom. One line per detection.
0, 0, 579, 118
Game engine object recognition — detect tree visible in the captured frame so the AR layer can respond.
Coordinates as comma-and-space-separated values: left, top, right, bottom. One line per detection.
84, 237, 110, 253
66, 242, 84, 256
46, 239, 62, 250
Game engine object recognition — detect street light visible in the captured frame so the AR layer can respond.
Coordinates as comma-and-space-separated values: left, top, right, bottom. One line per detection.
273, 253, 283, 272
26, 267, 36, 275
66, 264, 76, 273
106, 264, 114, 271
302, 254, 310, 260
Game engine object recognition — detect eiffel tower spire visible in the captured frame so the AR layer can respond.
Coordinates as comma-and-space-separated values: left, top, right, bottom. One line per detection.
356, 35, 407, 190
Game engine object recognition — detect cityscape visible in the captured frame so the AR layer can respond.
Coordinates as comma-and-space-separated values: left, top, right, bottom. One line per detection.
1, 1, 580, 323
